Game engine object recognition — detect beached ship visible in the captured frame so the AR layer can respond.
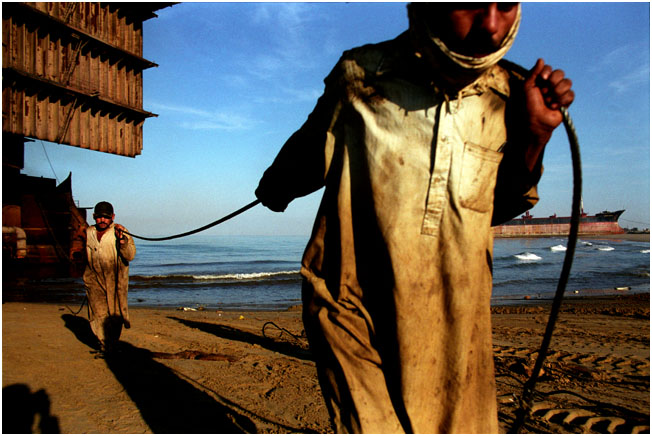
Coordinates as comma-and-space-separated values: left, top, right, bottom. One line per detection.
3, 3, 171, 280
493, 209, 626, 237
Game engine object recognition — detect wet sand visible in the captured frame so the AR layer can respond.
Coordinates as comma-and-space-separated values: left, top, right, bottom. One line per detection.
3, 293, 649, 433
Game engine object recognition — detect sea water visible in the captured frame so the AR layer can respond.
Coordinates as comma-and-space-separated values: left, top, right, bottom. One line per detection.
491, 237, 650, 303
11, 235, 650, 310
128, 234, 649, 309
129, 235, 306, 310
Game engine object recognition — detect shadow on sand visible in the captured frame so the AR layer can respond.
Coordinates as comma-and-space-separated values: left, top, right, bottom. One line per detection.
2, 384, 61, 433
168, 316, 313, 361
61, 314, 256, 433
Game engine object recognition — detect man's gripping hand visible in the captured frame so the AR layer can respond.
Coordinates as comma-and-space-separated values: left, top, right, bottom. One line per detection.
522, 58, 575, 170
255, 185, 290, 213
114, 224, 127, 245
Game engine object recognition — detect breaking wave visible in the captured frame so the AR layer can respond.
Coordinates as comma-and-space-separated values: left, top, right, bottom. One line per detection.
132, 270, 300, 282
514, 252, 542, 261
193, 271, 299, 281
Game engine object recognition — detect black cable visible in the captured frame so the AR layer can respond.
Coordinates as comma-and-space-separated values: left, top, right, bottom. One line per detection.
123, 199, 261, 241
40, 140, 60, 184
508, 104, 582, 433
262, 321, 306, 343
495, 59, 583, 432
65, 295, 87, 315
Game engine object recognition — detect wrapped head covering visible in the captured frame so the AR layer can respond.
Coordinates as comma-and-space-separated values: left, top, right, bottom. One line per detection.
408, 3, 521, 90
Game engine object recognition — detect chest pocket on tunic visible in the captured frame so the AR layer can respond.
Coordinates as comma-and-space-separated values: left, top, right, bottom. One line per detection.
458, 142, 503, 213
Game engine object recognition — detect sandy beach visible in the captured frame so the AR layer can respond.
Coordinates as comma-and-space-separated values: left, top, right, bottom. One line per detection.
2, 291, 649, 434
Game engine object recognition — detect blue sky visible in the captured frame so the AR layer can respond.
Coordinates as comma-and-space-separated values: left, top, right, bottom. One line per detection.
23, 2, 650, 236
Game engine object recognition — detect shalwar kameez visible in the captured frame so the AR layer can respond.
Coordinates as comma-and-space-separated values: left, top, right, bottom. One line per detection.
84, 223, 136, 349
256, 8, 543, 433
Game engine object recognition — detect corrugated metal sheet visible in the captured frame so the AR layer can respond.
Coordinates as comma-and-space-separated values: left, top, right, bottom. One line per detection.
2, 2, 167, 157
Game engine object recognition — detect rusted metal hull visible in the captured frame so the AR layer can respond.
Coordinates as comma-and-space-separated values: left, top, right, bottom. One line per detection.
493, 210, 626, 238
3, 173, 87, 279
2, 2, 168, 157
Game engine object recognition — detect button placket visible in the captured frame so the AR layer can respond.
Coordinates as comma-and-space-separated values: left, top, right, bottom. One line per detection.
422, 107, 453, 236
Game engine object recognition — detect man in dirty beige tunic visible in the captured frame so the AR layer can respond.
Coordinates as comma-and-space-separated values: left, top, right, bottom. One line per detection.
83, 201, 136, 352
256, 3, 574, 433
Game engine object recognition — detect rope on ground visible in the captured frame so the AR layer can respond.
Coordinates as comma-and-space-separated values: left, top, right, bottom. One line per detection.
124, 199, 261, 241
64, 295, 87, 315
262, 321, 306, 343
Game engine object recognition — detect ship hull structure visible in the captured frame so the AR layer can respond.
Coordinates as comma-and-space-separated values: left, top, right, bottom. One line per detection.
494, 210, 626, 237
3, 174, 88, 280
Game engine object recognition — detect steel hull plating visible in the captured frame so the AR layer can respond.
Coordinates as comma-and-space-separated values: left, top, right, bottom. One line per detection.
494, 210, 626, 237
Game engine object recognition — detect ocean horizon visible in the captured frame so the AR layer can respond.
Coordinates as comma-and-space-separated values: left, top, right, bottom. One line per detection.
5, 234, 649, 310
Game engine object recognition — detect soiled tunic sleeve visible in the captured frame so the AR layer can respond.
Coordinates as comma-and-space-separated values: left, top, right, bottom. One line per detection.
255, 70, 343, 212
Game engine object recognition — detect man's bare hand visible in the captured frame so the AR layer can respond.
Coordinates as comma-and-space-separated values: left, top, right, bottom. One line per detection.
522, 58, 575, 170
114, 224, 127, 244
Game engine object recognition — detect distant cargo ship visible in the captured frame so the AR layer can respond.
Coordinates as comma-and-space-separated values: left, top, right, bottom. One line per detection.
494, 209, 626, 237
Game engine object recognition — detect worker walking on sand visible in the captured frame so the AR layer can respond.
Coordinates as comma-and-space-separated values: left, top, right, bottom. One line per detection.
83, 201, 136, 353
255, 3, 574, 433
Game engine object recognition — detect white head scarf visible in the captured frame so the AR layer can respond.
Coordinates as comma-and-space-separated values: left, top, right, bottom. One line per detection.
408, 4, 522, 89
429, 5, 521, 71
